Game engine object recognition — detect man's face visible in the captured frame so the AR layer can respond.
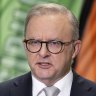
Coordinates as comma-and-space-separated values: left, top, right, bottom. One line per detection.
25, 14, 81, 85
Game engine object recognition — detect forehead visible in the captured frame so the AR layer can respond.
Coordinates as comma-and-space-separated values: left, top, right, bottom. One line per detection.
26, 14, 73, 41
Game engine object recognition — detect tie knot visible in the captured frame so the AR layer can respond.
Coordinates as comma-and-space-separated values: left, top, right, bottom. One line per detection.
43, 86, 60, 96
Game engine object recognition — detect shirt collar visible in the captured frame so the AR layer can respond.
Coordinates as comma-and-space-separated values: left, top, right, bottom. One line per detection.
54, 69, 73, 92
32, 75, 46, 96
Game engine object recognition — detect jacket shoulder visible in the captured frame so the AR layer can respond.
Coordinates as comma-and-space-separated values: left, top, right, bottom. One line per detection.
79, 75, 96, 91
71, 71, 96, 96
0, 72, 31, 94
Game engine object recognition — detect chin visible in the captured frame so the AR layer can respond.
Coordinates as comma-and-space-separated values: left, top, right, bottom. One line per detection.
36, 73, 53, 80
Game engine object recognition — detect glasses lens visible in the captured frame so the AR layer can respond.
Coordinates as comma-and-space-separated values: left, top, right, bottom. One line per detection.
47, 41, 62, 53
25, 39, 74, 54
27, 40, 41, 53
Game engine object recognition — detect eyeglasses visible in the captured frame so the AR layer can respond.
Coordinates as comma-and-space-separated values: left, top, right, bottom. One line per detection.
23, 39, 74, 54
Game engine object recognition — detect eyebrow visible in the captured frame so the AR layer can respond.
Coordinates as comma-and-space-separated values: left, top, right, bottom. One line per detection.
25, 37, 63, 41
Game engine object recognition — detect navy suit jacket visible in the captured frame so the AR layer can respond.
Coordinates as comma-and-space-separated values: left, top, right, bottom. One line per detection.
0, 71, 96, 96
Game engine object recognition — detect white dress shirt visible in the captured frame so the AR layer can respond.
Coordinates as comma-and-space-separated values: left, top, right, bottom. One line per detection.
32, 69, 73, 96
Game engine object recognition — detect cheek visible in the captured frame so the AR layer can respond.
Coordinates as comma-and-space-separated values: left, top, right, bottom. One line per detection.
26, 52, 37, 66
53, 50, 73, 68
53, 54, 66, 68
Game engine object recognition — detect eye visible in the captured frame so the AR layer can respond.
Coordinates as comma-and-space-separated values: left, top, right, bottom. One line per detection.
28, 40, 40, 46
49, 41, 61, 47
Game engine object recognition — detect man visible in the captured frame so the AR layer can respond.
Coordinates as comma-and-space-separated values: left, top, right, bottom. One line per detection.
0, 3, 96, 96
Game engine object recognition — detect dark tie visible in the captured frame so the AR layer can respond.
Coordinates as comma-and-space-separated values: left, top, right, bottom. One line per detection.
43, 86, 60, 96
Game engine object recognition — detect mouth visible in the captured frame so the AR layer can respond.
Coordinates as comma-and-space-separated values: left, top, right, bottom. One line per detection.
36, 62, 52, 69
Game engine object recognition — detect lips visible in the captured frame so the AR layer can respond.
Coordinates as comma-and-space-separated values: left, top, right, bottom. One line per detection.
36, 62, 52, 69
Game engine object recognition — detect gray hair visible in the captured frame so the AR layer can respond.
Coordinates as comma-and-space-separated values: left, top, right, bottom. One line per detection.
24, 3, 79, 40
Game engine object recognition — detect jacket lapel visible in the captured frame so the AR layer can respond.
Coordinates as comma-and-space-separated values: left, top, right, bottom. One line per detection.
70, 71, 95, 96
10, 72, 32, 96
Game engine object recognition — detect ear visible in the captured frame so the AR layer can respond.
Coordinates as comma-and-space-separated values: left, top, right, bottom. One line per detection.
72, 40, 81, 59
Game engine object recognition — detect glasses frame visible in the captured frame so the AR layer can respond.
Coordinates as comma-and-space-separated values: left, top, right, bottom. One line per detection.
23, 39, 75, 54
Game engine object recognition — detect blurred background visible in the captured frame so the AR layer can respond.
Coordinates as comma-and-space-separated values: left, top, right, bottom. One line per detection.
0, 0, 96, 82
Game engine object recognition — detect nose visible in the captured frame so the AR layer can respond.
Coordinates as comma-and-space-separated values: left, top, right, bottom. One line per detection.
38, 43, 50, 58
